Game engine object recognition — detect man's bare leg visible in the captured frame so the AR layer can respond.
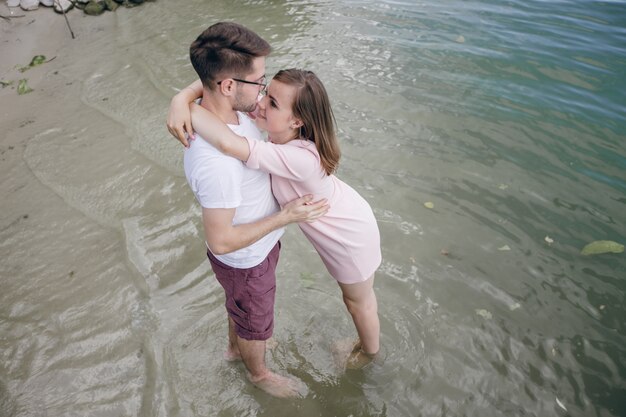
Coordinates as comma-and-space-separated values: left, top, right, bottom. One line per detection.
237, 336, 306, 398
224, 317, 242, 361
224, 318, 277, 361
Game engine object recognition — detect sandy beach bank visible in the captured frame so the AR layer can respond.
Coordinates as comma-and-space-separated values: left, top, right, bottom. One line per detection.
1, 4, 116, 179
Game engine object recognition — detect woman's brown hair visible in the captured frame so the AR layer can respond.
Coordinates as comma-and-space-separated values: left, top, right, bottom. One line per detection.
273, 69, 341, 175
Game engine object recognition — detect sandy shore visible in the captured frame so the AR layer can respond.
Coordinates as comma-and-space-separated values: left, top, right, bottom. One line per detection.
1, 5, 117, 181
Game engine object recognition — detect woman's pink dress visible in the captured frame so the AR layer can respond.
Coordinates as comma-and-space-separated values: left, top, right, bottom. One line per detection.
245, 138, 381, 284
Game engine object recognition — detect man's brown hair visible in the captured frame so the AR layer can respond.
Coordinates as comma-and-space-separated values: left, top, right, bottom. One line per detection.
190, 22, 270, 89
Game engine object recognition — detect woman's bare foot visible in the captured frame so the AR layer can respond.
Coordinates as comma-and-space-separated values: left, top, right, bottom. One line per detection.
247, 371, 308, 398
332, 339, 378, 370
345, 346, 377, 370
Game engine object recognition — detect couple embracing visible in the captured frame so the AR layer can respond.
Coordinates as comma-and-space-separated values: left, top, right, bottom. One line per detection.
166, 22, 381, 398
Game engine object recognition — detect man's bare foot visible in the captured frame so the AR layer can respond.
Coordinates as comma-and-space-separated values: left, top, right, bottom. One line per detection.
247, 371, 308, 398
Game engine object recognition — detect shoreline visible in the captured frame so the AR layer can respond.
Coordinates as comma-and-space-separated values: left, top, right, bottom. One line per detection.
1, 6, 77, 181
0, 2, 129, 163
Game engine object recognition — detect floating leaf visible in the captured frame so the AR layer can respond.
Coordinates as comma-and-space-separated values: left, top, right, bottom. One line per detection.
544, 236, 554, 244
455, 35, 465, 43
17, 79, 33, 95
509, 302, 521, 311
424, 201, 434, 209
581, 240, 624, 256
498, 184, 509, 190
475, 309, 492, 319
498, 245, 511, 251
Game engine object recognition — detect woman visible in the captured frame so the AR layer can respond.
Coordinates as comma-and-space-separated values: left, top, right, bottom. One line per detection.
171, 69, 381, 368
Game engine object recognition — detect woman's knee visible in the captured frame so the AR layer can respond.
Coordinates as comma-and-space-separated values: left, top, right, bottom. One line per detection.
343, 292, 377, 316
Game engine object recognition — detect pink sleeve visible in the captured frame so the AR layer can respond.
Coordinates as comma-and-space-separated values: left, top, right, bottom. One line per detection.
244, 138, 320, 181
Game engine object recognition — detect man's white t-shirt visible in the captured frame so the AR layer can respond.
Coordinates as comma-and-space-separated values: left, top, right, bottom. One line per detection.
183, 111, 283, 269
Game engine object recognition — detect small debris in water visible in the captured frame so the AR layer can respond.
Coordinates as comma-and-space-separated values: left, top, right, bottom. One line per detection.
556, 397, 567, 412
475, 309, 492, 319
18, 54, 47, 72
544, 236, 554, 244
424, 201, 434, 209
498, 245, 511, 251
509, 302, 521, 311
17, 79, 33, 95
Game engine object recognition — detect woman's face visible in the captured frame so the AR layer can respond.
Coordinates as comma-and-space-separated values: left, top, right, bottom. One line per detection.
255, 79, 301, 144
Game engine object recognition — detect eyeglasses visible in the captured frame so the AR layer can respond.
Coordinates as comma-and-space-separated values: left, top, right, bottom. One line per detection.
218, 76, 267, 94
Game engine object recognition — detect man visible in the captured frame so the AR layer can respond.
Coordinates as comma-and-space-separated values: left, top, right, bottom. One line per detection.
167, 22, 328, 398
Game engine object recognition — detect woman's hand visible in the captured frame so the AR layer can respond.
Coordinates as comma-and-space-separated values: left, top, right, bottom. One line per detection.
166, 80, 203, 147
280, 195, 329, 224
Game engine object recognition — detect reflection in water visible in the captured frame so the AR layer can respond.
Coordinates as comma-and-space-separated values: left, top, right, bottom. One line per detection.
2, 0, 625, 416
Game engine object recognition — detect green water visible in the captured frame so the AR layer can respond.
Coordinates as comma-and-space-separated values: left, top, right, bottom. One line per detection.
2, 0, 625, 416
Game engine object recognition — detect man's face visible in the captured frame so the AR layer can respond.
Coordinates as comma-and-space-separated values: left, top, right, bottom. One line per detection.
233, 56, 266, 113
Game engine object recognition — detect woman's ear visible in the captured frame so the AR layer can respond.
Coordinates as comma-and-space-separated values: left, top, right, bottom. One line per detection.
291, 119, 304, 129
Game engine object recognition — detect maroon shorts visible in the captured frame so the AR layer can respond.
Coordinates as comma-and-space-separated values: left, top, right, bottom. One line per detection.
207, 241, 281, 341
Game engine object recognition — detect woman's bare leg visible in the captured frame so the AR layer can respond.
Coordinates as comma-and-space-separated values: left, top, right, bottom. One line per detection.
338, 274, 380, 368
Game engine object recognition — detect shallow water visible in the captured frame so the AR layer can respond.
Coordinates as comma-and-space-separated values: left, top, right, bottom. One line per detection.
2, 0, 625, 416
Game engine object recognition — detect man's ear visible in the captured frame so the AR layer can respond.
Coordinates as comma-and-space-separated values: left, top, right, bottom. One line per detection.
219, 79, 235, 96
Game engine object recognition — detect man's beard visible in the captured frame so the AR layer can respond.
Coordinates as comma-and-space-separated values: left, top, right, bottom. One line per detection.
233, 91, 257, 113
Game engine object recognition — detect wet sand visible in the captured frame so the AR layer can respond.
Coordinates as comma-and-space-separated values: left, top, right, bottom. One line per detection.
1, 6, 118, 192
